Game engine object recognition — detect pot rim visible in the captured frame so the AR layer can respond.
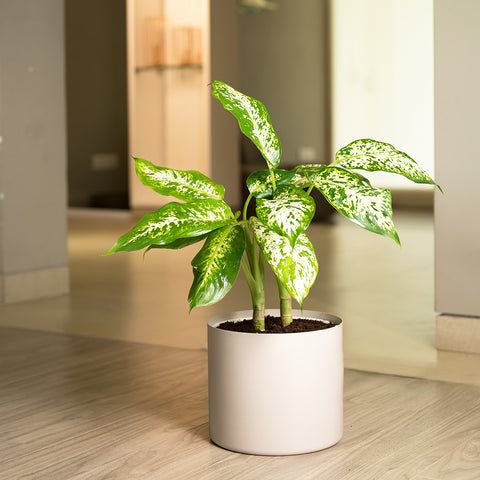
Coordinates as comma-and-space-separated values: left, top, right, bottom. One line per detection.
208, 309, 342, 335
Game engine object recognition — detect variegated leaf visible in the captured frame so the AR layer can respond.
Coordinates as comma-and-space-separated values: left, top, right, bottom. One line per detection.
246, 169, 296, 198
293, 163, 371, 188
135, 157, 225, 201
333, 139, 436, 186
188, 225, 245, 309
250, 217, 318, 306
291, 164, 329, 188
310, 167, 400, 244
211, 81, 281, 169
105, 200, 233, 254
143, 233, 209, 262
145, 233, 209, 252
256, 185, 316, 244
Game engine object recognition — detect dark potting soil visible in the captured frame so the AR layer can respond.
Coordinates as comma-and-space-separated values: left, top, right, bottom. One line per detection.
217, 315, 336, 334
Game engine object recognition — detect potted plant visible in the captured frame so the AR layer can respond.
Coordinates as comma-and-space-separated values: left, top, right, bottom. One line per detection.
105, 81, 439, 455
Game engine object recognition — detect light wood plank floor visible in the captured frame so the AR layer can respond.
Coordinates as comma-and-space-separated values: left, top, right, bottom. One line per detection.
1, 327, 479, 480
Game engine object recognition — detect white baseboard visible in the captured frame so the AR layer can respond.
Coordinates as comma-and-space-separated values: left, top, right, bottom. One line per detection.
0, 266, 70, 304
437, 314, 480, 354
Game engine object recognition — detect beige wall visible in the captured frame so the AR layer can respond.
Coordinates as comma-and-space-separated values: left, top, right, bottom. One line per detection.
331, 0, 434, 189
0, 0, 69, 302
238, 0, 330, 167
434, 0, 480, 318
210, 0, 241, 207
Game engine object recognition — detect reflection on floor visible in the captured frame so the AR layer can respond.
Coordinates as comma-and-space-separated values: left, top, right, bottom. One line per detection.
0, 208, 478, 386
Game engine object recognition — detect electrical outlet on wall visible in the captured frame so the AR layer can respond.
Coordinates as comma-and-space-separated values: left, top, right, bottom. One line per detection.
91, 153, 119, 171
297, 146, 317, 164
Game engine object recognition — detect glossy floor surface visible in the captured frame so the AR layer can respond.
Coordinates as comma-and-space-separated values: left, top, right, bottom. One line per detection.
0, 208, 478, 385
1, 327, 479, 480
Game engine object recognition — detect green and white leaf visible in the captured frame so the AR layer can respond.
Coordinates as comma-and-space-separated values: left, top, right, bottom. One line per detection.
250, 217, 318, 306
145, 233, 209, 252
246, 168, 296, 198
105, 199, 233, 254
305, 166, 400, 244
292, 163, 371, 188
135, 157, 225, 201
188, 225, 245, 310
211, 81, 281, 169
291, 164, 330, 188
256, 185, 316, 244
333, 139, 437, 187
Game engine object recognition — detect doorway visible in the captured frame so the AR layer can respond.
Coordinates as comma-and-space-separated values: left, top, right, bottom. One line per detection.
65, 0, 129, 209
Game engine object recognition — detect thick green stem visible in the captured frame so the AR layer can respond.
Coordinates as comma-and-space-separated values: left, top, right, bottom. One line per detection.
241, 191, 266, 331
276, 277, 292, 327
253, 302, 265, 331
250, 242, 265, 331
241, 232, 266, 331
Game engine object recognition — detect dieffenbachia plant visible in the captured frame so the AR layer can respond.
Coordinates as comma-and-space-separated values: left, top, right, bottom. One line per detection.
106, 81, 440, 331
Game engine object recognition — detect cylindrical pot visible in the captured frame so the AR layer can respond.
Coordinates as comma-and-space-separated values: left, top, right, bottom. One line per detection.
208, 309, 343, 456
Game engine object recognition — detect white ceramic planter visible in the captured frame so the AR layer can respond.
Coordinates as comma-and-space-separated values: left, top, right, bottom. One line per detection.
208, 309, 343, 456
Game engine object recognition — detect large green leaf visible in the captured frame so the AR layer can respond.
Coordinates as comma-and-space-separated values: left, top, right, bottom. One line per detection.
188, 225, 245, 309
105, 200, 233, 254
256, 185, 316, 245
211, 81, 281, 169
246, 168, 296, 198
135, 157, 225, 201
295, 166, 400, 244
250, 217, 318, 306
333, 139, 437, 187
145, 233, 209, 252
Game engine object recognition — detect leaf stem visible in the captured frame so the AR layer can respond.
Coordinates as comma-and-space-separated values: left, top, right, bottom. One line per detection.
243, 224, 254, 267
241, 257, 256, 292
243, 193, 254, 222
251, 233, 261, 281
269, 168, 277, 193
258, 248, 265, 281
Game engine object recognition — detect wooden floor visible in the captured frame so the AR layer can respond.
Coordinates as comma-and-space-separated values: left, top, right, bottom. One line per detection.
1, 327, 479, 480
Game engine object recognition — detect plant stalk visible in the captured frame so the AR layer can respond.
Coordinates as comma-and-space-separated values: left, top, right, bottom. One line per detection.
252, 300, 265, 331
241, 236, 266, 331
276, 277, 292, 327
250, 240, 265, 331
